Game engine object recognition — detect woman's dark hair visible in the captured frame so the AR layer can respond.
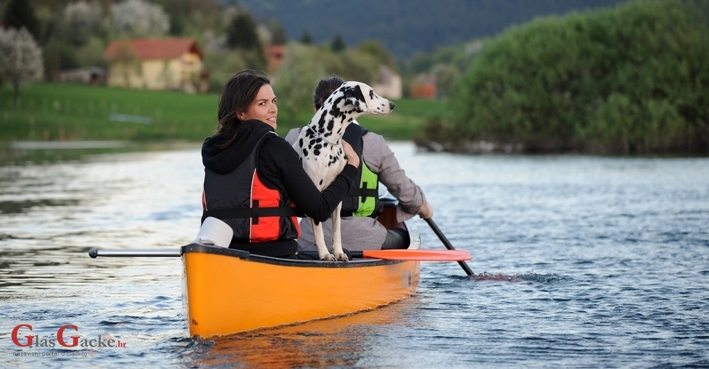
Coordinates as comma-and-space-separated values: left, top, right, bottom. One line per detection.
216, 69, 271, 148
313, 75, 345, 110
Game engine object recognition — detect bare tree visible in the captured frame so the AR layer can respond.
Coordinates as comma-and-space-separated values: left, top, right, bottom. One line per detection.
0, 27, 44, 100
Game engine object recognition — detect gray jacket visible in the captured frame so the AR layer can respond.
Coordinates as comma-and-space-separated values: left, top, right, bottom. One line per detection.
285, 125, 427, 251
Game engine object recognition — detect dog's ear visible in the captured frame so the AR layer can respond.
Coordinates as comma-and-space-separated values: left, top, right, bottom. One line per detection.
343, 85, 366, 113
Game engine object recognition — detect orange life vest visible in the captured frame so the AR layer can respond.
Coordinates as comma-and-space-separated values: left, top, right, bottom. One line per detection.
201, 133, 300, 244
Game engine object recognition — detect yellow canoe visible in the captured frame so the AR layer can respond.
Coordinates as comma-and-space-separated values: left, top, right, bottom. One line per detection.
182, 236, 421, 338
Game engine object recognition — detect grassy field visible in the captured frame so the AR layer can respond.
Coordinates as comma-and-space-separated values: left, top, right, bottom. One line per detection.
1, 83, 444, 143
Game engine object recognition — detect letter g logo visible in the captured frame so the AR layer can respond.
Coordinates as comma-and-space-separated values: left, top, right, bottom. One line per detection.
11, 324, 34, 347
57, 324, 80, 347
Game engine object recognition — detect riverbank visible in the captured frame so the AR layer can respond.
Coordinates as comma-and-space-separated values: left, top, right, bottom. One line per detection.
1, 83, 441, 143
0, 139, 201, 165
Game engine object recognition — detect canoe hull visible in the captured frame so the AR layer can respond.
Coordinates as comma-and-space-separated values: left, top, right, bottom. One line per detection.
182, 244, 420, 338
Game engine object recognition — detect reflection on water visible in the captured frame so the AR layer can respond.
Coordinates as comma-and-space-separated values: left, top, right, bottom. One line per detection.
187, 300, 419, 368
0, 199, 81, 215
1, 143, 708, 368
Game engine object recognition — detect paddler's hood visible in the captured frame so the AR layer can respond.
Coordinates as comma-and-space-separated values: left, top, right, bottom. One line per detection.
201, 120, 274, 174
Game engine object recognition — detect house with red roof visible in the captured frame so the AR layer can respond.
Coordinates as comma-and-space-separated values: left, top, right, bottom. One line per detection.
104, 38, 205, 92
409, 73, 436, 99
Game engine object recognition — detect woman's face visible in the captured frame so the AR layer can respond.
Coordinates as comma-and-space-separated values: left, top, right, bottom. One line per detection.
240, 84, 278, 129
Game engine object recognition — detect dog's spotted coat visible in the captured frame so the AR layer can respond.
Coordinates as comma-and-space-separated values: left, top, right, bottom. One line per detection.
293, 81, 395, 261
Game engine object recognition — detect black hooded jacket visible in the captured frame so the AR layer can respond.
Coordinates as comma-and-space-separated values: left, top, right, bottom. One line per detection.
201, 120, 357, 257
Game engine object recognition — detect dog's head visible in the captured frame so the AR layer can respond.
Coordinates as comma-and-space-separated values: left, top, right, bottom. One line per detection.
326, 81, 395, 118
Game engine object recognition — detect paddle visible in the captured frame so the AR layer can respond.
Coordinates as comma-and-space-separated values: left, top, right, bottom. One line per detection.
425, 218, 475, 276
350, 249, 471, 261
88, 247, 470, 261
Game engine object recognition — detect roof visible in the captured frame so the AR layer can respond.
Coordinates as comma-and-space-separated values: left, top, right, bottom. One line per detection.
104, 38, 203, 60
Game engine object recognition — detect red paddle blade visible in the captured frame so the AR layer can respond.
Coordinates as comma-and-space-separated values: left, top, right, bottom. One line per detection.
361, 249, 472, 261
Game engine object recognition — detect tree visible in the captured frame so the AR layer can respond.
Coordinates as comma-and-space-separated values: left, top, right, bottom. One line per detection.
330, 33, 346, 53
3, 0, 41, 41
356, 40, 398, 70
272, 44, 326, 125
59, 1, 106, 47
203, 49, 249, 93
162, 0, 223, 36
168, 14, 185, 36
226, 12, 261, 50
339, 49, 379, 83
0, 27, 44, 100
225, 12, 266, 69
110, 0, 169, 38
444, 0, 709, 154
432, 63, 458, 99
300, 30, 313, 45
43, 40, 80, 80
269, 19, 288, 45
76, 37, 109, 68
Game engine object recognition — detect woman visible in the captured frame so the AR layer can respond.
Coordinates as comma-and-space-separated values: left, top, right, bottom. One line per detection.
285, 76, 433, 252
201, 70, 359, 258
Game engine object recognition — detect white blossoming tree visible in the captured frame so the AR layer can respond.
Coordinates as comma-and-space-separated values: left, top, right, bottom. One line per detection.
0, 27, 44, 100
62, 1, 107, 47
110, 0, 169, 38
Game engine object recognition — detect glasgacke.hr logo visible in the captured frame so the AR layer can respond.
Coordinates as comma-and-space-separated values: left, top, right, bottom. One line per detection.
10, 324, 128, 352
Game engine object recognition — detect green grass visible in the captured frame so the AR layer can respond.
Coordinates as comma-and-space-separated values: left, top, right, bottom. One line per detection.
283, 98, 445, 140
357, 98, 448, 140
1, 83, 218, 142
1, 83, 445, 142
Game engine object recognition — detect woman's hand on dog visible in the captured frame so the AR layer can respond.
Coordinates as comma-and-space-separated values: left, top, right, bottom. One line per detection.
342, 141, 360, 168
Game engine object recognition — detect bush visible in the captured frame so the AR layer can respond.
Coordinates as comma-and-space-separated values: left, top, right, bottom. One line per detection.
443, 0, 709, 154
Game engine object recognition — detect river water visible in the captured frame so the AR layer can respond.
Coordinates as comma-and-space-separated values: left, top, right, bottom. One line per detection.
0, 142, 707, 368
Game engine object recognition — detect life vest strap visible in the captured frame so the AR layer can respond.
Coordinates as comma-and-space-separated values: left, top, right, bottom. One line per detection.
348, 183, 378, 201
205, 200, 298, 225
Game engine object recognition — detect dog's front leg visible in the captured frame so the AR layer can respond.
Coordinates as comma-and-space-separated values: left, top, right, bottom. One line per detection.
331, 202, 349, 261
312, 218, 335, 261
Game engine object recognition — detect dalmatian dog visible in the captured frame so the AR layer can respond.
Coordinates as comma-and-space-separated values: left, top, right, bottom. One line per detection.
293, 81, 395, 261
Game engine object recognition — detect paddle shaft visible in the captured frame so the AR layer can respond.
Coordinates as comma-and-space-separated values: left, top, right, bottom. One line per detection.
89, 248, 467, 262
89, 248, 181, 258
425, 218, 475, 276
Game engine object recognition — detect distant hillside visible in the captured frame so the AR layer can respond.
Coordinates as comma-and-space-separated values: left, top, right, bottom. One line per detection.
234, 0, 629, 59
